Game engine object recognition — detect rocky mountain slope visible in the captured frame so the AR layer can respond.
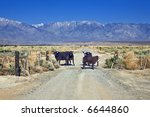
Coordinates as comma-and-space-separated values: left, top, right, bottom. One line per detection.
0, 17, 150, 45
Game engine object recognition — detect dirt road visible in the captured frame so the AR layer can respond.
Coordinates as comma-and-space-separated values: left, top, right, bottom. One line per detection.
0, 49, 150, 100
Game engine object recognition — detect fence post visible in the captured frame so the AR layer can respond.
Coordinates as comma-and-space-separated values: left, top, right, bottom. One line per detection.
46, 51, 49, 61
15, 51, 20, 76
37, 51, 41, 66
25, 57, 29, 70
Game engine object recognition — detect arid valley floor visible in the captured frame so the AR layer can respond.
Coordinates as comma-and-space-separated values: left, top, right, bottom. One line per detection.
0, 46, 150, 100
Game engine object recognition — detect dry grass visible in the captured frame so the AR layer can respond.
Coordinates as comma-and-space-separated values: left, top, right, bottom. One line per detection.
146, 56, 150, 68
0, 45, 150, 74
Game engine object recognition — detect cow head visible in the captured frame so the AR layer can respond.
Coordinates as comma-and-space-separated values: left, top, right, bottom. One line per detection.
53, 51, 59, 55
83, 51, 92, 57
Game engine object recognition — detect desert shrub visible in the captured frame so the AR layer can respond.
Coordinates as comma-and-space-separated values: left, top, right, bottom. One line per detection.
53, 61, 60, 69
32, 57, 58, 72
40, 60, 55, 71
123, 51, 140, 70
28, 66, 36, 74
105, 58, 113, 68
134, 50, 150, 61
49, 58, 60, 69
40, 60, 48, 67
0, 63, 15, 75
113, 58, 125, 69
41, 51, 45, 56
28, 55, 37, 66
105, 56, 118, 68
105, 47, 118, 54
42, 67, 49, 72
34, 66, 43, 73
8, 64, 15, 75
51, 47, 56, 52
47, 62, 55, 71
98, 51, 106, 54
146, 56, 150, 68
3, 63, 11, 69
105, 51, 150, 70
123, 51, 135, 60
34, 59, 43, 66
34, 61, 39, 66
20, 50, 29, 57
123, 60, 140, 70
39, 59, 44, 66
21, 68, 30, 76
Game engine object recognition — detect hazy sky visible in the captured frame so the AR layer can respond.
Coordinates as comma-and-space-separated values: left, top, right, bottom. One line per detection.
0, 0, 150, 24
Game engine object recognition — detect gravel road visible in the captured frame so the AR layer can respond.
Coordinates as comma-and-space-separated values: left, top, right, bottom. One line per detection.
18, 51, 139, 100
1, 49, 149, 100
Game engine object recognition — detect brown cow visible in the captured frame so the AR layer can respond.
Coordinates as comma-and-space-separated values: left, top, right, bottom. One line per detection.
82, 56, 99, 69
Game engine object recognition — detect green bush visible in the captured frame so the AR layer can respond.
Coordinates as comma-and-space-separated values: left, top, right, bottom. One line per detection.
41, 51, 45, 56
20, 50, 29, 57
34, 60, 43, 66
39, 60, 44, 66
53, 61, 60, 69
105, 58, 113, 68
51, 59, 60, 69
105, 56, 119, 68
114, 58, 125, 69
47, 62, 55, 71
34, 61, 39, 66
8, 64, 15, 75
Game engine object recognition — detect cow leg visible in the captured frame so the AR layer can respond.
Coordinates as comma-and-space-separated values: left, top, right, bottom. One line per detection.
92, 64, 94, 69
66, 60, 69, 65
97, 61, 99, 66
65, 60, 67, 64
72, 59, 75, 66
83, 62, 85, 69
67, 60, 69, 65
69, 60, 71, 65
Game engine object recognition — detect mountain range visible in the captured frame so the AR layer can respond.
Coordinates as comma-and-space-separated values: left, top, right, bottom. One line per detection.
0, 17, 150, 45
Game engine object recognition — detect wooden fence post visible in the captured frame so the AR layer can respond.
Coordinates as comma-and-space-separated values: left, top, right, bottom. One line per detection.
25, 57, 29, 71
15, 51, 21, 76
37, 52, 41, 66
46, 51, 49, 61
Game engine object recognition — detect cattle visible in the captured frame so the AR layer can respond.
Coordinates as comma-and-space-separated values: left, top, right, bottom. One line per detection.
53, 51, 75, 65
82, 56, 99, 69
82, 51, 92, 66
83, 51, 92, 57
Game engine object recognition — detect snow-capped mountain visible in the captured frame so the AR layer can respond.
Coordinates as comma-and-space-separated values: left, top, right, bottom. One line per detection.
32, 23, 44, 28
0, 17, 150, 45
35, 21, 150, 42
0, 17, 56, 44
0, 17, 22, 25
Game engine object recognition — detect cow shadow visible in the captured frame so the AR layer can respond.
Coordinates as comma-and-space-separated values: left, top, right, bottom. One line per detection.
80, 64, 97, 69
60, 64, 75, 66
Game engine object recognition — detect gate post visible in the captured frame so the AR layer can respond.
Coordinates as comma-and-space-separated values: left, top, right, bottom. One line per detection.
15, 51, 21, 76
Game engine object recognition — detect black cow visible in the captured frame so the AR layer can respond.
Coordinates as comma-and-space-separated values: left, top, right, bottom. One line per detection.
82, 51, 92, 66
82, 56, 99, 69
83, 51, 92, 57
53, 51, 75, 65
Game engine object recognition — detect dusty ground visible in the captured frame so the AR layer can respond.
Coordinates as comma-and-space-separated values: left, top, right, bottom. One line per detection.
0, 48, 150, 100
